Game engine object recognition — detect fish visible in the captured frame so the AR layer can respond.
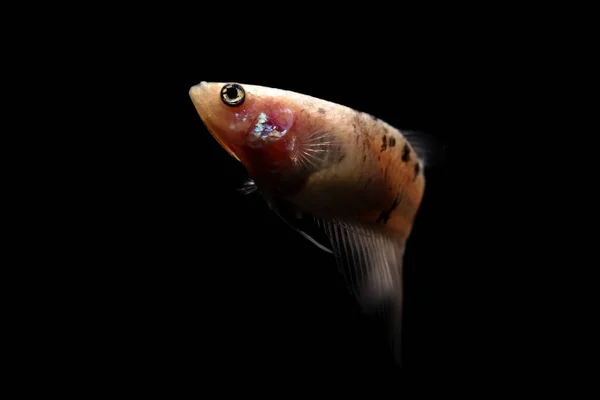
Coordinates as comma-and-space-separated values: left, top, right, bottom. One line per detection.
189, 81, 434, 366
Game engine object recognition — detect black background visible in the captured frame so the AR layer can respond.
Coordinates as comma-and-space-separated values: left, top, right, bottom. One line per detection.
71, 19, 518, 391
13, 4, 577, 394
119, 58, 460, 373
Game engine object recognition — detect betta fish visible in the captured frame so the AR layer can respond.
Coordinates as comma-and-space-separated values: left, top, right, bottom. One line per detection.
189, 82, 435, 365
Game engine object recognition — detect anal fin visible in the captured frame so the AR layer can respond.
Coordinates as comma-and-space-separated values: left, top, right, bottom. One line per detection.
317, 218, 406, 365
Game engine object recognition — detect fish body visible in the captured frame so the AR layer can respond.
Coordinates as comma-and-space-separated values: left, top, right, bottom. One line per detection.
189, 82, 430, 365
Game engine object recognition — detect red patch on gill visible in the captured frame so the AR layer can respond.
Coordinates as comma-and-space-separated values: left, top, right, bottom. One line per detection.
236, 103, 308, 196
243, 104, 294, 145
242, 145, 308, 196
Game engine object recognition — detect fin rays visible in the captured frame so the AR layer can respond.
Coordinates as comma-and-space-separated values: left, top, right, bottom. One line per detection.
238, 179, 258, 195
319, 219, 405, 307
291, 129, 342, 173
317, 218, 406, 365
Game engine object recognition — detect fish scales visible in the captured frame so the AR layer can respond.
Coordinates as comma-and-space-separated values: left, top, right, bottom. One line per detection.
189, 81, 432, 367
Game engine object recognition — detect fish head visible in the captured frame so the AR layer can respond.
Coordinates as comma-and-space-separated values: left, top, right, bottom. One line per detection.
189, 82, 307, 194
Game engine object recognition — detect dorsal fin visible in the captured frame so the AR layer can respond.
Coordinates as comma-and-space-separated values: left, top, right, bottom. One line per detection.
401, 129, 447, 168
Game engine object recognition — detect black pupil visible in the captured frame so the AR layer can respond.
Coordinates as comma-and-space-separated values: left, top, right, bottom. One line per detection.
225, 86, 239, 100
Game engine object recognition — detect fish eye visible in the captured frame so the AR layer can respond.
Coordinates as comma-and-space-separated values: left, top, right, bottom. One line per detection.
220, 83, 245, 107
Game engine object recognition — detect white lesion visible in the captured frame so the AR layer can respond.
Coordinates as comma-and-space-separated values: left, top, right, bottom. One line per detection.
249, 112, 287, 142
234, 109, 250, 122
250, 112, 267, 138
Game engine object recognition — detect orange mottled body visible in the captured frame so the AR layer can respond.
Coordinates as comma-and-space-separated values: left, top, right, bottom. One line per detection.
190, 82, 425, 241
190, 81, 430, 366
287, 107, 425, 240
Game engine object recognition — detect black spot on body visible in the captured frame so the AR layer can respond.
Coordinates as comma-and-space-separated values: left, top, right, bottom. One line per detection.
389, 137, 396, 147
401, 143, 410, 162
338, 154, 346, 163
318, 107, 326, 114
381, 135, 387, 152
376, 196, 401, 224
414, 162, 421, 180
354, 112, 367, 134
376, 211, 388, 224
363, 155, 367, 163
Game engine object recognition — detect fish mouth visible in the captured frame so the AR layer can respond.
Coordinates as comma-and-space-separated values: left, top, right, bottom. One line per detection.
190, 82, 241, 162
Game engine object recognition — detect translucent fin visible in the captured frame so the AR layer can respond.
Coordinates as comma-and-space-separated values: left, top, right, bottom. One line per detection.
401, 129, 447, 168
263, 196, 333, 254
291, 129, 344, 174
317, 218, 406, 365
237, 178, 258, 195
